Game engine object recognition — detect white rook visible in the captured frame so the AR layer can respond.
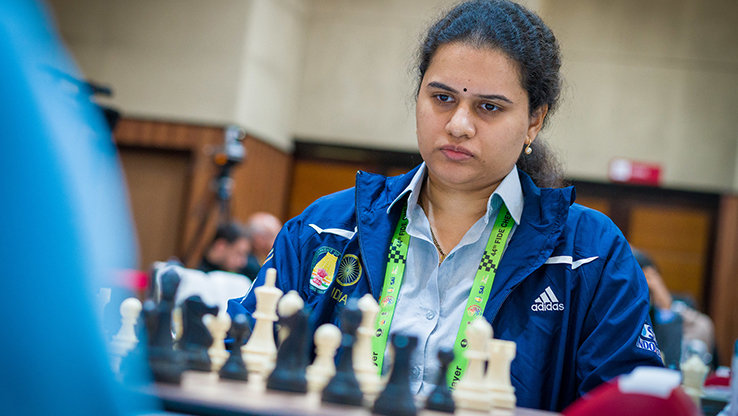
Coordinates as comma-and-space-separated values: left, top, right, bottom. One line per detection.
486, 338, 517, 409
453, 317, 493, 411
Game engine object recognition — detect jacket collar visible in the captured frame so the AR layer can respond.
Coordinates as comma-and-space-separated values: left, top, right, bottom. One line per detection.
355, 165, 421, 296
354, 165, 576, 303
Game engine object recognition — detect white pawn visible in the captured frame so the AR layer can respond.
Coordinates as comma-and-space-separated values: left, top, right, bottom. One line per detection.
486, 337, 517, 409
205, 311, 232, 372
681, 354, 709, 406
306, 323, 342, 393
354, 293, 382, 398
110, 297, 143, 373
242, 268, 283, 377
453, 317, 493, 411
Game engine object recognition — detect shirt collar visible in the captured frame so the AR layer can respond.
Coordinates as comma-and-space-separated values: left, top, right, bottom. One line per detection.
386, 162, 524, 226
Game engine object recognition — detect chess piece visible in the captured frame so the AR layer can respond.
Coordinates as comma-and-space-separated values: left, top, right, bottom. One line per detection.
118, 299, 151, 385
355, 293, 382, 398
322, 298, 364, 407
180, 295, 219, 372
306, 323, 342, 393
172, 306, 183, 341
372, 334, 419, 416
109, 297, 143, 373
486, 338, 517, 409
146, 270, 185, 384
242, 268, 283, 376
453, 317, 493, 411
425, 349, 455, 413
151, 269, 180, 349
267, 291, 309, 393
205, 311, 232, 372
219, 314, 251, 381
681, 354, 708, 406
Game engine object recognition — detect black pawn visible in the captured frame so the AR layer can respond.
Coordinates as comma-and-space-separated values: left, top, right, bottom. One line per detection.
267, 308, 310, 393
424, 349, 456, 413
180, 295, 219, 372
372, 334, 419, 416
219, 314, 250, 381
322, 298, 364, 407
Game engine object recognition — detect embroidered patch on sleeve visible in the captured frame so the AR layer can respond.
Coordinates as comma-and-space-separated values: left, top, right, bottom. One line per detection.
309, 246, 340, 293
336, 254, 362, 287
636, 323, 662, 357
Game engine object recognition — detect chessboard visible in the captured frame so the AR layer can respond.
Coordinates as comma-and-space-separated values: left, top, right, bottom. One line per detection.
147, 371, 561, 416
112, 266, 561, 416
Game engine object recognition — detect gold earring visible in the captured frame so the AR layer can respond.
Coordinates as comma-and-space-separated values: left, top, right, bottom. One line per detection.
525, 138, 533, 155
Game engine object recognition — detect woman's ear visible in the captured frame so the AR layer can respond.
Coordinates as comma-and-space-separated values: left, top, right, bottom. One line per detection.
527, 104, 548, 143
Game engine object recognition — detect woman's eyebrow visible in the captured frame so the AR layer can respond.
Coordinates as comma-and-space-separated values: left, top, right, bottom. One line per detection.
427, 81, 458, 93
427, 81, 513, 104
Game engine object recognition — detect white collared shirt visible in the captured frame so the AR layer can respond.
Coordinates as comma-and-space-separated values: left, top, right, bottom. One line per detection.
385, 162, 524, 396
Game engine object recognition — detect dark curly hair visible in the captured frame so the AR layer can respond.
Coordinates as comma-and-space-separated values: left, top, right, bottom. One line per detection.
416, 0, 566, 188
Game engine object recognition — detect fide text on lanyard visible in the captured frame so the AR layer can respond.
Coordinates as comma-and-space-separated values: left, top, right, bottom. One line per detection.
370, 202, 514, 389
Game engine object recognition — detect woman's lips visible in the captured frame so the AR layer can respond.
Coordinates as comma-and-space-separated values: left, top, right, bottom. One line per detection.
439, 145, 473, 161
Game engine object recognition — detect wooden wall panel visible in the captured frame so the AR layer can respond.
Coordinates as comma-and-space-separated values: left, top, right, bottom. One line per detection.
575, 197, 611, 217
118, 148, 190, 270
113, 118, 291, 268
628, 206, 712, 308
710, 195, 738, 366
231, 138, 292, 221
288, 160, 366, 219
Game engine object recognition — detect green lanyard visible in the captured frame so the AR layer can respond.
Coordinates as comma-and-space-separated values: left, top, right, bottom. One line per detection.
370, 202, 514, 389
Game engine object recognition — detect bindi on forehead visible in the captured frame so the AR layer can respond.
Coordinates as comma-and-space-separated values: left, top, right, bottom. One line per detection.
463, 88, 467, 92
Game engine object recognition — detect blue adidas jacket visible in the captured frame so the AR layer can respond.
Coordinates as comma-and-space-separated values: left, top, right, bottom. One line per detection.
228, 166, 663, 411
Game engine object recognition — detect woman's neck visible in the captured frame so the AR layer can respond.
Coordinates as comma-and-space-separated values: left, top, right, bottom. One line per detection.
420, 173, 501, 255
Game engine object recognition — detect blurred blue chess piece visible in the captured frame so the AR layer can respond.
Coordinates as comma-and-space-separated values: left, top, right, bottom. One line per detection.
0, 1, 157, 414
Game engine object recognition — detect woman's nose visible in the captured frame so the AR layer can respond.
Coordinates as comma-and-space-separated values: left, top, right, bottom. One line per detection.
445, 105, 475, 139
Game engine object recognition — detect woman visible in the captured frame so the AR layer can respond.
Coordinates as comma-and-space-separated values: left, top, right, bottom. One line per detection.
229, 0, 663, 411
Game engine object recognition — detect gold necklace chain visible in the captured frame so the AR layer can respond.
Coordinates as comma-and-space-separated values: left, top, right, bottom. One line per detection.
429, 225, 447, 265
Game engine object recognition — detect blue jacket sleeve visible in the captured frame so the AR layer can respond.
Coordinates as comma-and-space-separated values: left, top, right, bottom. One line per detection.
576, 233, 664, 395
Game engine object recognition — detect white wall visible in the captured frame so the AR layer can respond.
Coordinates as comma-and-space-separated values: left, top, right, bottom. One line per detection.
48, 0, 308, 150
540, 0, 738, 191
49, 0, 738, 190
233, 0, 309, 151
49, 0, 252, 125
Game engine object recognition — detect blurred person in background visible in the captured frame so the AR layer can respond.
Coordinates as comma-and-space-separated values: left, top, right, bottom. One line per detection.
632, 248, 717, 367
239, 212, 282, 279
198, 222, 252, 274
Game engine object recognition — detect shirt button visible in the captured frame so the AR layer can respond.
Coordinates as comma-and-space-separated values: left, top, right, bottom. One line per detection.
426, 310, 436, 320
412, 366, 420, 379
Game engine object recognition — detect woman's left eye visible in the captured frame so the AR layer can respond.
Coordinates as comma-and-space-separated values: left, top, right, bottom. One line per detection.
482, 103, 500, 112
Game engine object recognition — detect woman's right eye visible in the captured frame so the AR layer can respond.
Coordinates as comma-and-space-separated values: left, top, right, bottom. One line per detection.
434, 94, 453, 103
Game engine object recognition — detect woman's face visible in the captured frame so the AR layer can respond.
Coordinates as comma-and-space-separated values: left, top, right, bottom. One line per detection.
416, 42, 546, 192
